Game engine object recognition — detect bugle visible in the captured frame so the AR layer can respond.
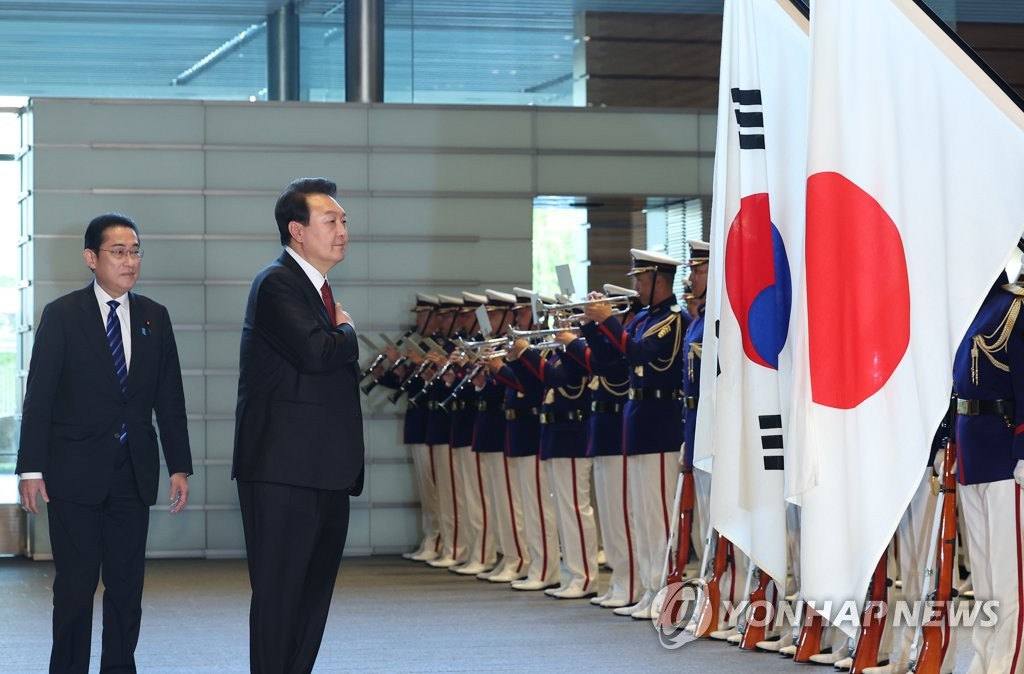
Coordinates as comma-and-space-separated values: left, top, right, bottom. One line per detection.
360, 330, 418, 394
542, 295, 633, 318
385, 338, 448, 404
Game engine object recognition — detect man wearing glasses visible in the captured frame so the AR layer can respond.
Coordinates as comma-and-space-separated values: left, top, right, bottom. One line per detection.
17, 212, 193, 673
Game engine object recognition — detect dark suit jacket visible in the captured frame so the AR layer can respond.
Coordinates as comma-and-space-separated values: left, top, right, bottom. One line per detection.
232, 251, 365, 494
16, 284, 193, 506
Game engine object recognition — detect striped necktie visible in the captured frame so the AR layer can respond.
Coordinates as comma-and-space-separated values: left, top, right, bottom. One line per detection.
106, 300, 128, 444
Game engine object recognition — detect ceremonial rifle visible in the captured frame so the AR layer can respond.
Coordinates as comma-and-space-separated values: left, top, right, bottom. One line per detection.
694, 532, 733, 638
656, 464, 696, 628
738, 567, 777, 650
909, 402, 958, 674
850, 551, 890, 673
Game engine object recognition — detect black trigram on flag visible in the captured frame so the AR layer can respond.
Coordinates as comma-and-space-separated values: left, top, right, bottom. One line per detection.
731, 88, 765, 150
758, 414, 784, 471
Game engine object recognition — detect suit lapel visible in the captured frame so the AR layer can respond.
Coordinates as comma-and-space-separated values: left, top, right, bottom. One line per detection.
75, 284, 123, 394
127, 292, 148, 394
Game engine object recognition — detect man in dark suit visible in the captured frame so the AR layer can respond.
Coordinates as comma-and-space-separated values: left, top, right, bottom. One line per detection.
17, 212, 193, 673
233, 177, 365, 674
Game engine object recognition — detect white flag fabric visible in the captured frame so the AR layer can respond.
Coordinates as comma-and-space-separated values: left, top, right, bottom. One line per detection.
788, 0, 1024, 634
694, 0, 809, 587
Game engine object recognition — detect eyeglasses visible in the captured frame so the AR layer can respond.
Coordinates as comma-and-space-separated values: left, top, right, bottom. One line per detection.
99, 247, 144, 260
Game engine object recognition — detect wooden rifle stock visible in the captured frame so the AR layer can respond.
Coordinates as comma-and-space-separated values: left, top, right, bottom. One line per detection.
915, 434, 958, 673
850, 551, 890, 673
695, 533, 732, 638
656, 467, 696, 628
738, 568, 775, 650
793, 605, 827, 662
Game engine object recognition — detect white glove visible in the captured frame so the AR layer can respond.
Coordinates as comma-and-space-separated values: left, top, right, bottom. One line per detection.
1014, 460, 1024, 487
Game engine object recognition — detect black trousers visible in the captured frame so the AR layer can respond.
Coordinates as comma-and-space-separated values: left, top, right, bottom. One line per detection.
237, 480, 351, 674
47, 446, 148, 674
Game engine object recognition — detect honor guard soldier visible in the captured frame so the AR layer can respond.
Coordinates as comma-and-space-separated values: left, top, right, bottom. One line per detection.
380, 294, 443, 562
423, 294, 465, 568
447, 291, 495, 576
953, 271, 1024, 674
485, 288, 561, 591
683, 239, 747, 639
561, 283, 642, 608
683, 240, 711, 543
473, 289, 530, 583
583, 249, 689, 620
514, 323, 598, 599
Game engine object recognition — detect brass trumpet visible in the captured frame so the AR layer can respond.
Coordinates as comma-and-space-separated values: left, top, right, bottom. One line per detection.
542, 295, 634, 318
507, 326, 581, 344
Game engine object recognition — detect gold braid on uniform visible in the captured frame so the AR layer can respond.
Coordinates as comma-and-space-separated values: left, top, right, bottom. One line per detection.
594, 374, 629, 395
558, 381, 588, 400
688, 342, 703, 382
970, 286, 1023, 385
641, 313, 683, 373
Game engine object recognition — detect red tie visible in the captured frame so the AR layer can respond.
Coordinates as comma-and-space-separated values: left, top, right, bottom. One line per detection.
320, 280, 337, 325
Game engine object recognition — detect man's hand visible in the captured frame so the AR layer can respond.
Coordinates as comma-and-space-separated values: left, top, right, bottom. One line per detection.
583, 298, 613, 324
19, 478, 49, 515
335, 302, 355, 329
510, 338, 529, 360
169, 473, 190, 514
555, 330, 578, 346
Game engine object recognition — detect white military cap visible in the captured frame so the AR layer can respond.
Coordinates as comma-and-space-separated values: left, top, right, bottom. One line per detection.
485, 289, 517, 306
437, 294, 465, 311
410, 293, 440, 311
461, 291, 489, 306
686, 240, 710, 267
628, 248, 683, 276
602, 283, 638, 298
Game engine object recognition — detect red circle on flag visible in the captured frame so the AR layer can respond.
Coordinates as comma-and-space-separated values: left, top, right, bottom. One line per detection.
806, 172, 910, 409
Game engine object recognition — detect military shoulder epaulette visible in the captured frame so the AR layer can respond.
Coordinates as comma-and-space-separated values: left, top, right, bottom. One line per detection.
670, 304, 681, 313
1001, 282, 1024, 296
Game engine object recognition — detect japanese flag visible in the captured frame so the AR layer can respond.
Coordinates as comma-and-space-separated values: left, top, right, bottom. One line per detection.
788, 0, 1024, 633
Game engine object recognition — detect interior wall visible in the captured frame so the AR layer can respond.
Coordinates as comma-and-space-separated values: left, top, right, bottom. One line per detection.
18, 98, 714, 558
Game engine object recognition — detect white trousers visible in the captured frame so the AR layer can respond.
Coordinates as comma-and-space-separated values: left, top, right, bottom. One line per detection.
510, 454, 560, 584
593, 454, 639, 601
628, 452, 679, 592
409, 443, 440, 554
430, 443, 467, 563
961, 478, 1024, 674
481, 452, 529, 574
546, 457, 599, 592
456, 446, 495, 567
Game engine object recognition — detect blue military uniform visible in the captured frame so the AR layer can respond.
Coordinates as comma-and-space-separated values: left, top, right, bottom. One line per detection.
514, 346, 598, 598
953, 280, 1024, 485
579, 248, 689, 619
952, 277, 1024, 674
682, 303, 705, 468
563, 295, 641, 607
583, 294, 688, 455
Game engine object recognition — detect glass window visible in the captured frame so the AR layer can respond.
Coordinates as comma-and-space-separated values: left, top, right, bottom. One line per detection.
0, 101, 24, 474
533, 198, 589, 299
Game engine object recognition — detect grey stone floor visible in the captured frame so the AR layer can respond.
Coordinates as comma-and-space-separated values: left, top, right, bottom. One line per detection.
0, 555, 974, 673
